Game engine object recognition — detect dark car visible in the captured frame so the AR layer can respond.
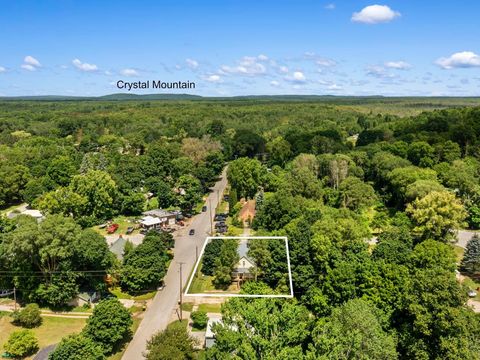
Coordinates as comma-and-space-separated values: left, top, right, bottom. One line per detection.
202, 205, 207, 212
126, 226, 134, 234
189, 229, 195, 236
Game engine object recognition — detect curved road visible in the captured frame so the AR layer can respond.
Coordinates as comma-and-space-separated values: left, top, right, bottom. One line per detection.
122, 168, 228, 359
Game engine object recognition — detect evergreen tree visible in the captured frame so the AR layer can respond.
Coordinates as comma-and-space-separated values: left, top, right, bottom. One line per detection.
460, 234, 480, 274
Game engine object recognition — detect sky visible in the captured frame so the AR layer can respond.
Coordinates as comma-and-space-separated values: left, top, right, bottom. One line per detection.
1, 0, 480, 97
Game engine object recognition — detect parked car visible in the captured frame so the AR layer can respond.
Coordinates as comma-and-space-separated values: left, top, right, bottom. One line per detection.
126, 226, 134, 234
157, 281, 165, 291
189, 229, 195, 236
217, 226, 228, 233
107, 223, 119, 234
468, 289, 478, 298
202, 205, 207, 212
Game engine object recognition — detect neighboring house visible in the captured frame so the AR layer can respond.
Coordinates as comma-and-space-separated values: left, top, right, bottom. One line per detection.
205, 315, 238, 348
109, 235, 127, 260
68, 291, 100, 307
205, 315, 223, 348
140, 215, 162, 230
142, 209, 180, 226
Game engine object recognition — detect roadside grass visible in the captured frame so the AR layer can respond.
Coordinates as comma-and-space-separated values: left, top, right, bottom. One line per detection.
198, 303, 222, 313
181, 303, 194, 312
109, 287, 157, 301
216, 200, 228, 215
0, 314, 86, 356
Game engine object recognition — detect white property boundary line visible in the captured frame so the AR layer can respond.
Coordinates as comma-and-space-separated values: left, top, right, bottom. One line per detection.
184, 236, 294, 298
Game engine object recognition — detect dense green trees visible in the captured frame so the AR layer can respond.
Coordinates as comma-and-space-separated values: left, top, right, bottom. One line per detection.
203, 298, 312, 359
309, 299, 398, 359
406, 191, 467, 241
227, 158, 266, 199
0, 215, 113, 306
120, 231, 171, 292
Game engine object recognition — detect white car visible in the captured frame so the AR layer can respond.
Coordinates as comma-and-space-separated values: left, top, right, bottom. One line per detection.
467, 290, 477, 298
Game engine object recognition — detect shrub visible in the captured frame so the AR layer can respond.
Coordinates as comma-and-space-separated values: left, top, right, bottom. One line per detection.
190, 310, 208, 330
3, 329, 38, 358
12, 303, 42, 328
49, 334, 105, 360
83, 298, 132, 354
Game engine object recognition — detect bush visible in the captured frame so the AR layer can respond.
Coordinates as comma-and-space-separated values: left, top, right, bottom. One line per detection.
146, 321, 197, 360
3, 329, 39, 358
12, 303, 42, 328
49, 334, 105, 360
190, 310, 208, 330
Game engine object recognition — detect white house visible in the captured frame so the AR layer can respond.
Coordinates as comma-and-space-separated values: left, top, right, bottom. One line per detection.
139, 215, 162, 230
232, 239, 256, 280
205, 315, 223, 348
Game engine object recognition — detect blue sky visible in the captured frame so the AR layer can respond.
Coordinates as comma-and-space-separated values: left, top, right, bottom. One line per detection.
1, 0, 480, 96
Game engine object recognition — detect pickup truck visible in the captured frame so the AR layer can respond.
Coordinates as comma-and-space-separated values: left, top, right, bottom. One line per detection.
107, 223, 119, 234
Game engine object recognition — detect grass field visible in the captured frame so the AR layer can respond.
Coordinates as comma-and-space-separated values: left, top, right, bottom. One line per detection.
0, 313, 86, 358
198, 303, 222, 313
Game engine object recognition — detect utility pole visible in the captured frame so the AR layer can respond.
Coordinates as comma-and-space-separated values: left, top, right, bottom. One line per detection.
195, 246, 199, 278
13, 287, 16, 311
177, 262, 185, 321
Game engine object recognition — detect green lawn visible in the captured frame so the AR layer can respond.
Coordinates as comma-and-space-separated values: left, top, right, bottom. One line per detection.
0, 313, 86, 357
109, 287, 157, 301
189, 275, 216, 293
93, 216, 139, 236
198, 303, 222, 313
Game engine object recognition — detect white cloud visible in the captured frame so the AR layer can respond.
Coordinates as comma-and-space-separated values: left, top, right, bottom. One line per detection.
328, 84, 343, 90
325, 3, 335, 10
316, 58, 337, 67
72, 58, 98, 72
220, 55, 268, 76
352, 5, 400, 24
0, 66, 6, 73
204, 74, 222, 83
185, 58, 199, 69
21, 64, 37, 71
285, 71, 307, 83
436, 51, 480, 69
366, 65, 395, 78
385, 61, 411, 70
24, 56, 41, 67
270, 80, 280, 87
278, 66, 289, 74
120, 68, 139, 77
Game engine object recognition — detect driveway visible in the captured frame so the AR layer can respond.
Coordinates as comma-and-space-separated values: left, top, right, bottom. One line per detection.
122, 168, 228, 360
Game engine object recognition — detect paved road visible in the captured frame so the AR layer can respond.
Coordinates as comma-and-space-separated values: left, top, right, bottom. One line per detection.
122, 168, 228, 360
